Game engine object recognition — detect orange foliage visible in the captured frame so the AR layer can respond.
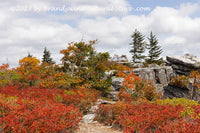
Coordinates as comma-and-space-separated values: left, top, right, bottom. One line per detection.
122, 72, 140, 90
189, 71, 200, 88
119, 72, 161, 101
17, 57, 40, 78
115, 71, 127, 77
0, 63, 9, 70
116, 64, 132, 71
115, 64, 132, 77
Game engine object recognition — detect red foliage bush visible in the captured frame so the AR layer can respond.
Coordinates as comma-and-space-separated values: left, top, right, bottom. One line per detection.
0, 100, 81, 133
0, 85, 99, 132
96, 101, 200, 133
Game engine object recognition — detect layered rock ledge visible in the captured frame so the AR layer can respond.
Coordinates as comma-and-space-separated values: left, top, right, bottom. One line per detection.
110, 66, 174, 97
133, 66, 174, 95
167, 53, 200, 75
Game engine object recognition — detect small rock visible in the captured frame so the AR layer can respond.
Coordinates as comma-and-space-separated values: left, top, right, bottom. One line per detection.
112, 77, 124, 91
82, 114, 96, 124
90, 105, 99, 113
108, 91, 119, 101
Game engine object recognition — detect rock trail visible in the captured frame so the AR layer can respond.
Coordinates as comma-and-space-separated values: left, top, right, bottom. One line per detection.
75, 99, 122, 133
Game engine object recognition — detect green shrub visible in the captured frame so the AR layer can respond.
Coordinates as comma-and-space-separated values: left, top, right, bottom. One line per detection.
156, 97, 199, 106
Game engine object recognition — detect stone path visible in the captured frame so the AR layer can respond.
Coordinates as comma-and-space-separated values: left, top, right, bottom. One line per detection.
76, 122, 122, 133
75, 99, 122, 133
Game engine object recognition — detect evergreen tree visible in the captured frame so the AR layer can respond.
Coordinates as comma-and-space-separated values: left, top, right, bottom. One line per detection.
27, 52, 32, 58
129, 29, 146, 63
42, 47, 55, 64
146, 31, 163, 64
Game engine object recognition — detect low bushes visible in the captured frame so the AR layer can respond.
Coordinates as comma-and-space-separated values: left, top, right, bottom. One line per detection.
170, 75, 189, 88
0, 85, 99, 132
95, 101, 200, 132
156, 97, 199, 106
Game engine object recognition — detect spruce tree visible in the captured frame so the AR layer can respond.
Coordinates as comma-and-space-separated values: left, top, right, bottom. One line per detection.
42, 47, 55, 64
27, 52, 32, 58
129, 29, 146, 63
146, 31, 163, 64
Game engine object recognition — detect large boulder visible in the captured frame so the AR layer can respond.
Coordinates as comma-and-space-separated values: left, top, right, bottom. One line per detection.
109, 66, 174, 98
133, 68, 156, 84
167, 53, 200, 75
163, 85, 190, 99
154, 67, 168, 85
108, 77, 124, 101
163, 83, 200, 102
133, 66, 173, 85
133, 66, 174, 95
111, 77, 124, 91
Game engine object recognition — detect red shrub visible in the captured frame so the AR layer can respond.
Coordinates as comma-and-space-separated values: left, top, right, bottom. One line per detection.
0, 86, 99, 132
96, 102, 200, 132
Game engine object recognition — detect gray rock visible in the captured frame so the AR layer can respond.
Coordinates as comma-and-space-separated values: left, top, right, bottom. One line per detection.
167, 53, 200, 68
133, 68, 156, 84
112, 77, 124, 91
96, 99, 116, 105
188, 83, 200, 101
109, 85, 116, 91
105, 70, 116, 77
132, 63, 144, 68
163, 85, 190, 99
163, 83, 200, 101
148, 64, 159, 68
110, 66, 174, 99
90, 105, 99, 113
154, 68, 168, 85
165, 66, 175, 81
107, 91, 118, 101
155, 84, 165, 95
110, 66, 174, 95
171, 64, 191, 72
82, 114, 96, 123
132, 66, 174, 95
167, 53, 200, 75
82, 99, 116, 124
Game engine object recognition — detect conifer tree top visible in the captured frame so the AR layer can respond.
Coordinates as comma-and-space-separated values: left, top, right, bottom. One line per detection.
42, 47, 55, 64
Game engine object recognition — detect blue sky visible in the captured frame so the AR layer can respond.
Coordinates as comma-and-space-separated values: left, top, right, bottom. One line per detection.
0, 0, 200, 67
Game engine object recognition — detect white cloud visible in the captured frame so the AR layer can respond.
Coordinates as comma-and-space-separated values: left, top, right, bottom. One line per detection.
179, 3, 200, 16
163, 36, 186, 46
0, 1, 200, 67
78, 17, 132, 49
0, 11, 83, 67
146, 3, 200, 56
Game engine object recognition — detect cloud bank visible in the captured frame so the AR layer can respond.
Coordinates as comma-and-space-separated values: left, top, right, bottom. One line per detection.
0, 1, 200, 67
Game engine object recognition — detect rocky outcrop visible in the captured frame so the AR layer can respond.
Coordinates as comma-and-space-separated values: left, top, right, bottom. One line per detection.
108, 66, 174, 98
106, 54, 200, 102
108, 77, 124, 101
111, 77, 124, 91
163, 83, 200, 102
133, 66, 174, 95
163, 85, 190, 99
166, 53, 200, 75
161, 53, 200, 101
